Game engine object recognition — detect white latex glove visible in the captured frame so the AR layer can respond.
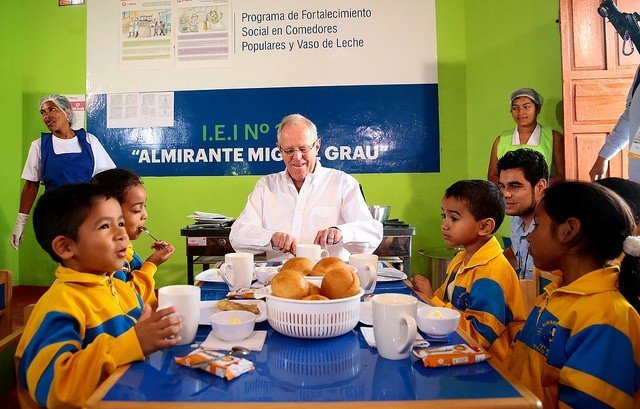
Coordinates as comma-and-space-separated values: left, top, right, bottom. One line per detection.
10, 213, 29, 250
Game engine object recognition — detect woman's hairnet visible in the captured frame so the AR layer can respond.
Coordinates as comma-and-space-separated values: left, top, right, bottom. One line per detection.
510, 88, 543, 107
39, 94, 75, 125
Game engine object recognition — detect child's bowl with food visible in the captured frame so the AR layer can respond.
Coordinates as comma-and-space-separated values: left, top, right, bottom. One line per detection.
210, 310, 256, 341
417, 307, 460, 336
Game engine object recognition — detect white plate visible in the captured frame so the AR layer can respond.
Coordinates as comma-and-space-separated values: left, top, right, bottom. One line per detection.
358, 299, 428, 326
188, 214, 234, 224
199, 299, 267, 324
195, 268, 224, 283
195, 268, 257, 283
377, 267, 408, 282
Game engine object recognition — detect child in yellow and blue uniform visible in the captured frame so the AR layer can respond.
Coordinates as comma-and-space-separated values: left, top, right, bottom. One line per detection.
15, 184, 183, 409
412, 180, 526, 363
505, 181, 640, 408
91, 168, 175, 306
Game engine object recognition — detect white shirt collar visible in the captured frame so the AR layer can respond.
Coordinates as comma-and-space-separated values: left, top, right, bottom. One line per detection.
512, 123, 541, 146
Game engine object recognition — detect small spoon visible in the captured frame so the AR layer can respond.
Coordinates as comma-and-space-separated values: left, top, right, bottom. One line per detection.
138, 226, 165, 248
226, 345, 251, 357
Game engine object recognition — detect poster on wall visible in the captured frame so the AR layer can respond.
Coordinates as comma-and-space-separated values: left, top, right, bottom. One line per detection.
87, 0, 439, 176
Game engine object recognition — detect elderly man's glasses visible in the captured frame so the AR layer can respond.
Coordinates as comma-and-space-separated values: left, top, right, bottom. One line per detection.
279, 140, 318, 156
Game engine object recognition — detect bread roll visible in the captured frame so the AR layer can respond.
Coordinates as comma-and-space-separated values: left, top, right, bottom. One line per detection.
282, 257, 314, 276
310, 257, 348, 276
302, 294, 330, 301
308, 282, 321, 295
320, 267, 361, 299
271, 269, 310, 299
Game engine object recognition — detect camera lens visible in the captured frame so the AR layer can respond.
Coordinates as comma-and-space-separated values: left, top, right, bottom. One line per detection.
598, 6, 609, 18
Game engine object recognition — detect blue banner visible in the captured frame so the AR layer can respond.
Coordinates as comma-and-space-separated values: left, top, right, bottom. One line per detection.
87, 83, 439, 176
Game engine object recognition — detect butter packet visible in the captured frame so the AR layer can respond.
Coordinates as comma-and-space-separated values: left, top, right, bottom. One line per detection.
175, 348, 254, 380
413, 343, 490, 368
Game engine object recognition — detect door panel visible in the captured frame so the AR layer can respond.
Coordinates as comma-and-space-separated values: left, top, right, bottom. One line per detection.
573, 79, 631, 122
561, 0, 640, 180
571, 0, 606, 70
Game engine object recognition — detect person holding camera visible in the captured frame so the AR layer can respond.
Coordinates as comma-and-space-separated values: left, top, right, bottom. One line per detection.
589, 65, 640, 182
590, 1, 640, 182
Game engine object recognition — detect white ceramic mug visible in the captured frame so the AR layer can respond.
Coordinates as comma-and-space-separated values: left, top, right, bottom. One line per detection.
349, 253, 378, 294
220, 252, 254, 290
372, 293, 417, 360
296, 243, 329, 261
157, 285, 201, 345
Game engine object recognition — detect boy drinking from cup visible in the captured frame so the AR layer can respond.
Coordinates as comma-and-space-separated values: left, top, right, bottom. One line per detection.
411, 180, 526, 363
15, 184, 183, 408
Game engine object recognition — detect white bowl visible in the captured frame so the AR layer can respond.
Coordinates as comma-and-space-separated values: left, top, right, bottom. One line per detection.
210, 310, 256, 341
417, 307, 460, 336
256, 266, 279, 284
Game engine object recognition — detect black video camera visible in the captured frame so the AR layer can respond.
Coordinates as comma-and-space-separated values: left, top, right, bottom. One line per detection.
598, 0, 640, 55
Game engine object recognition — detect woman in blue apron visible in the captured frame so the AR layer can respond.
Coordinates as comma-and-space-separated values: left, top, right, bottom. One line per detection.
10, 94, 115, 250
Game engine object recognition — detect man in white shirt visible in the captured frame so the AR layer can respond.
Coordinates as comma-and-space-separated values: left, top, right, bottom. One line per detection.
229, 113, 383, 261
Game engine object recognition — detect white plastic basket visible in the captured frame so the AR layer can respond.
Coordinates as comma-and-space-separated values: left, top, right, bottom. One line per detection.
266, 289, 364, 339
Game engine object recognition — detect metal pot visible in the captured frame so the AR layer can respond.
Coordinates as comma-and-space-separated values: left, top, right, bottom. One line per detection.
418, 247, 459, 289
368, 205, 391, 222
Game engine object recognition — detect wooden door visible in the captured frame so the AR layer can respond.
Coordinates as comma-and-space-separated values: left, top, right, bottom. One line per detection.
560, 0, 640, 180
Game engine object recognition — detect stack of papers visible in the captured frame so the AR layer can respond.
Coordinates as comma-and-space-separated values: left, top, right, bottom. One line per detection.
187, 211, 234, 225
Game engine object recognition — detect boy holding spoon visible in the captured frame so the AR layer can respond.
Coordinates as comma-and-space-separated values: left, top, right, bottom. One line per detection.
92, 168, 175, 305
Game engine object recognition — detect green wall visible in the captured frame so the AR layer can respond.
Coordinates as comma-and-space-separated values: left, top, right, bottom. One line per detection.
465, 1, 563, 179
0, 2, 23, 277
4, 0, 562, 286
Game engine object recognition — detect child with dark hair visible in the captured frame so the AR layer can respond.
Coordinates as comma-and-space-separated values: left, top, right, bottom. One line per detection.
16, 184, 182, 408
505, 181, 640, 408
596, 177, 640, 229
91, 168, 174, 299
412, 179, 526, 363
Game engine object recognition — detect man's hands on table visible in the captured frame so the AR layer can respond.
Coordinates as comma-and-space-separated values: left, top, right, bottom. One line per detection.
271, 232, 298, 254
271, 227, 342, 254
314, 227, 342, 249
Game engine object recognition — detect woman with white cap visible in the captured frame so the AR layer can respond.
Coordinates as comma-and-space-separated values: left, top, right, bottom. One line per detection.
487, 88, 565, 185
10, 94, 116, 250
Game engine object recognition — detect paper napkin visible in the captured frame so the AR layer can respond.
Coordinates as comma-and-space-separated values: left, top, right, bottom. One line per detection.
360, 327, 429, 348
200, 330, 267, 351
